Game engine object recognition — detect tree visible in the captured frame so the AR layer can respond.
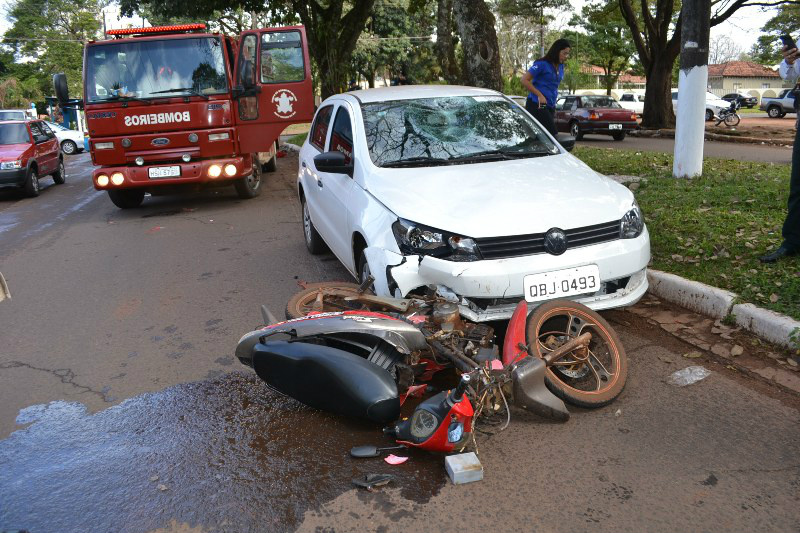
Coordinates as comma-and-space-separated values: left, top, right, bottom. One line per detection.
569, 2, 634, 95
750, 3, 800, 65
709, 34, 742, 64
618, 0, 800, 129
561, 57, 591, 93
120, 0, 375, 98
3, 0, 104, 100
452, 0, 502, 89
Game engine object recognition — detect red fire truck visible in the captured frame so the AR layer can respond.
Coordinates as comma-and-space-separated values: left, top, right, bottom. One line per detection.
54, 23, 313, 208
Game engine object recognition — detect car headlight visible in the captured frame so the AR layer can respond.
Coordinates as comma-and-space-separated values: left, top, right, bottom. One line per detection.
620, 201, 644, 239
391, 218, 480, 261
0, 160, 22, 170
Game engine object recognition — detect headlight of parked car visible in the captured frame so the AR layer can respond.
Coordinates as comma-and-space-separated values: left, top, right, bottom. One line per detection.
0, 160, 22, 170
392, 218, 480, 261
620, 201, 644, 239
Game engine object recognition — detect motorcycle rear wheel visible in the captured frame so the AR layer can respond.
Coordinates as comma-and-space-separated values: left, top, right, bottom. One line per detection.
526, 300, 627, 408
285, 282, 374, 319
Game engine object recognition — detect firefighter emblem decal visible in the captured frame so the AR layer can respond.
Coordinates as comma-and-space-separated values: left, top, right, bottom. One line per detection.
272, 89, 297, 118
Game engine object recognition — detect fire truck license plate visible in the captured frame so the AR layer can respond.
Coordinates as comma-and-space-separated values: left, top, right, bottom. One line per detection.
523, 265, 601, 302
148, 166, 181, 179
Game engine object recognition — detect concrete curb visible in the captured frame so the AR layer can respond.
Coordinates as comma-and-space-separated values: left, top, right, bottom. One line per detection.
631, 128, 793, 147
647, 269, 799, 350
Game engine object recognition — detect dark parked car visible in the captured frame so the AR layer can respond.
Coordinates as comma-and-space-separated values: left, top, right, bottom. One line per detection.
0, 120, 65, 196
554, 95, 638, 141
721, 92, 758, 109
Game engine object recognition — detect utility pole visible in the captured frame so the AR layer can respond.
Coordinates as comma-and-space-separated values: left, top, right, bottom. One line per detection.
673, 0, 711, 178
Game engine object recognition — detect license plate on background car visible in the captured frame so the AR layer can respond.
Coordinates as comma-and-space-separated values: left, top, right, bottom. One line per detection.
148, 166, 180, 179
609, 123, 623, 130
523, 265, 601, 302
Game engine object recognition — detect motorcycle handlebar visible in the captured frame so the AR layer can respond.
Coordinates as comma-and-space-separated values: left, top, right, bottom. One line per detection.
450, 373, 471, 402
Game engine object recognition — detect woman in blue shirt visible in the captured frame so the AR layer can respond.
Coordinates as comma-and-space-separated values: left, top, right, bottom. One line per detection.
522, 38, 571, 136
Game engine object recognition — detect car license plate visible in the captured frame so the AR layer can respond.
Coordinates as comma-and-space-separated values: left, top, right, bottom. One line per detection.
148, 166, 180, 179
523, 265, 601, 302
609, 123, 623, 130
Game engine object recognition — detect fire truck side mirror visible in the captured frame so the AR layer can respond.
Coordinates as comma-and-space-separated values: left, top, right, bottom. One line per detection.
53, 73, 69, 106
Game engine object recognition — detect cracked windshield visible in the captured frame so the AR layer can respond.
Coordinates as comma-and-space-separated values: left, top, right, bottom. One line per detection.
362, 96, 557, 167
85, 37, 227, 102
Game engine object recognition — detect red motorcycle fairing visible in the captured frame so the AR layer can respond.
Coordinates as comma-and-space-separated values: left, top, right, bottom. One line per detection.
235, 310, 428, 369
502, 301, 529, 367
250, 340, 401, 423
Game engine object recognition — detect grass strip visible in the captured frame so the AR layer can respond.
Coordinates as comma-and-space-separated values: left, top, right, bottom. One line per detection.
574, 146, 799, 320
287, 132, 308, 146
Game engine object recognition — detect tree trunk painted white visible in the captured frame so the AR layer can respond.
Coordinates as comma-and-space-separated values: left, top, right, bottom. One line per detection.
673, 63, 708, 178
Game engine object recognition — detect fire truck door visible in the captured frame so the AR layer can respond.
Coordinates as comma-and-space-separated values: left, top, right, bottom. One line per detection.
233, 26, 314, 154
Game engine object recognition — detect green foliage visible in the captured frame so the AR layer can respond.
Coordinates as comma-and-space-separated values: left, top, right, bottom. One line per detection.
561, 57, 591, 93
574, 146, 799, 320
749, 5, 800, 66
503, 75, 526, 95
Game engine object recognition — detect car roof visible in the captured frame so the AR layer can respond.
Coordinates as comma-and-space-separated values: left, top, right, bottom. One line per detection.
342, 85, 503, 104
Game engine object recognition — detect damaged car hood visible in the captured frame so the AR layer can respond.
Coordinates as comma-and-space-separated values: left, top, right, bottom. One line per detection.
360, 153, 634, 238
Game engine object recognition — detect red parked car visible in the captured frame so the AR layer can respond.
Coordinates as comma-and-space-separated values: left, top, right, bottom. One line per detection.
554, 95, 638, 141
0, 120, 65, 196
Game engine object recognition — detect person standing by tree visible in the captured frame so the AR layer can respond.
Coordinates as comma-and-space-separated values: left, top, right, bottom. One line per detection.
760, 43, 800, 263
521, 38, 571, 137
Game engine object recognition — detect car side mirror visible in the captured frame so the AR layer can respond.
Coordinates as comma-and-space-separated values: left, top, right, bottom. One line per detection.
314, 150, 354, 176
556, 134, 575, 152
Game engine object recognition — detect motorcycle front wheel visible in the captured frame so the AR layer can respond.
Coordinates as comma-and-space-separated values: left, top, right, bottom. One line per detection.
724, 113, 740, 127
526, 300, 627, 408
285, 282, 373, 319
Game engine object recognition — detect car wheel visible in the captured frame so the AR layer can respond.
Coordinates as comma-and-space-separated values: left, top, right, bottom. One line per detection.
52, 158, 66, 184
569, 121, 583, 140
108, 189, 145, 209
767, 106, 783, 118
24, 167, 40, 197
704, 109, 714, 121
357, 251, 376, 292
612, 131, 626, 141
235, 156, 263, 199
301, 197, 327, 254
61, 140, 77, 155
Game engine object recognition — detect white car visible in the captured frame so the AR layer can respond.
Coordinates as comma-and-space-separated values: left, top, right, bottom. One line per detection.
297, 86, 650, 321
618, 93, 645, 114
671, 90, 729, 121
44, 121, 85, 155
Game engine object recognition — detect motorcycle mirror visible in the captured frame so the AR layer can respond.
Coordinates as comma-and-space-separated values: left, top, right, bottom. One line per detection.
350, 445, 404, 458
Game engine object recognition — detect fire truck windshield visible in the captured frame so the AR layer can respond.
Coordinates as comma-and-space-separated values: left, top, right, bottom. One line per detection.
86, 37, 228, 103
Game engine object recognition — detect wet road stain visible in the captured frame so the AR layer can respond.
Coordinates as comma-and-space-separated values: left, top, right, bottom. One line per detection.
0, 373, 444, 533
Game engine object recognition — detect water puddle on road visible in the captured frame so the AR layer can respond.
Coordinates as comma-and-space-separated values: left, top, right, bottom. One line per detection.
0, 373, 445, 533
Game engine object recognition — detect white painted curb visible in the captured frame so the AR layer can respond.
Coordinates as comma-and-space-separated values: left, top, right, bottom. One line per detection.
647, 270, 736, 319
646, 269, 799, 350
732, 303, 800, 350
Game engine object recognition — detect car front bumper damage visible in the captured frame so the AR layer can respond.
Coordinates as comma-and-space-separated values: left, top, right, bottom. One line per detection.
364, 229, 650, 322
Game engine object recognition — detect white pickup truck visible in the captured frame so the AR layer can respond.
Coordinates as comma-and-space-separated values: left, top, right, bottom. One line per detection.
760, 89, 797, 118
618, 93, 645, 114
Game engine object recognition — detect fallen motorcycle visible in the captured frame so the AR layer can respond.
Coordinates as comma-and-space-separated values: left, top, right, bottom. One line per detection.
235, 282, 627, 453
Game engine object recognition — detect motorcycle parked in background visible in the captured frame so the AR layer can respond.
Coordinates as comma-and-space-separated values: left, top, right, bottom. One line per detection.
236, 282, 627, 453
714, 100, 741, 127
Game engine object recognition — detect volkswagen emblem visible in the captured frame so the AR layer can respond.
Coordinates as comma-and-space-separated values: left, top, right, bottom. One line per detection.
544, 228, 568, 255
151, 137, 170, 146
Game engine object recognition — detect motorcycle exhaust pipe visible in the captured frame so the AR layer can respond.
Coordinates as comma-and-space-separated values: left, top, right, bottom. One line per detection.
510, 356, 569, 422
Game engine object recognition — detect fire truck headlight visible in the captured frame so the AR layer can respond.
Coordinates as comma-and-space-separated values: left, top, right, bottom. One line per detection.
208, 164, 222, 178
121, 138, 132, 148
181, 154, 191, 162
95, 142, 114, 150
110, 172, 125, 186
135, 157, 144, 166
188, 133, 199, 143
96, 174, 109, 187
224, 164, 237, 176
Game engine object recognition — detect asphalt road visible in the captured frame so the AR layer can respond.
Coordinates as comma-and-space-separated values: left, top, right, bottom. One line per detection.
579, 134, 794, 164
0, 152, 798, 533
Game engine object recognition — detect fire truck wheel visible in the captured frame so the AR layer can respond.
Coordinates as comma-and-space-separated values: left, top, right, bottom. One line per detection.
263, 153, 277, 173
235, 158, 263, 199
108, 189, 145, 209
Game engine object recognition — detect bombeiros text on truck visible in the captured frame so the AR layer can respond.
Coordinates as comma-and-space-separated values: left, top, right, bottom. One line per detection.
54, 23, 313, 208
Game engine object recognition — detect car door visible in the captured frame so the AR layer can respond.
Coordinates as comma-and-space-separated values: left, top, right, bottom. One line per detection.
312, 103, 357, 268
553, 97, 568, 130
233, 26, 314, 154
29, 122, 55, 174
39, 122, 60, 169
299, 104, 335, 249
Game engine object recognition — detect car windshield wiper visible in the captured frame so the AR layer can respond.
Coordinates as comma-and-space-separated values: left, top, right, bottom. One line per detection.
381, 157, 451, 168
96, 95, 153, 105
149, 87, 210, 100
450, 148, 553, 162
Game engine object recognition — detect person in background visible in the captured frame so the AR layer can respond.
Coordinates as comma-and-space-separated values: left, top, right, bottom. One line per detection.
521, 38, 571, 137
760, 43, 800, 262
